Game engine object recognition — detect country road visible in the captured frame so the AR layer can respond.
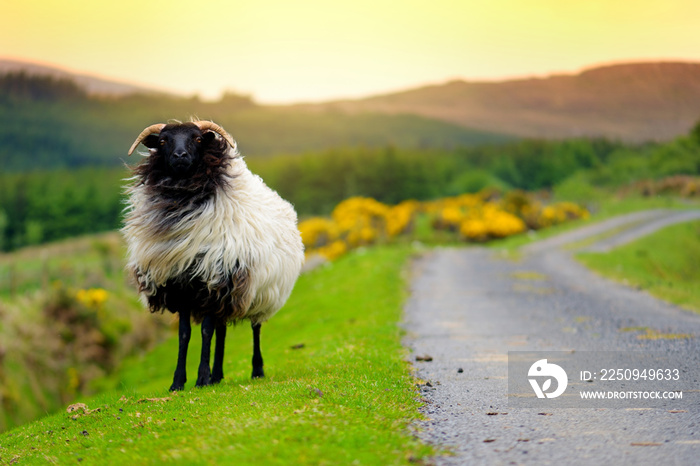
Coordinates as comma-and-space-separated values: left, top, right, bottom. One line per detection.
404, 209, 700, 465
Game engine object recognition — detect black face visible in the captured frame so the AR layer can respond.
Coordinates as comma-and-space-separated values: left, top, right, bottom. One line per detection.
133, 122, 232, 211
142, 123, 215, 176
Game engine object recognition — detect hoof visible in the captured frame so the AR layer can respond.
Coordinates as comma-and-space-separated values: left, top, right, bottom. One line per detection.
196, 365, 212, 387
195, 376, 212, 387
171, 371, 187, 392
212, 372, 224, 384
252, 368, 265, 379
196, 371, 212, 387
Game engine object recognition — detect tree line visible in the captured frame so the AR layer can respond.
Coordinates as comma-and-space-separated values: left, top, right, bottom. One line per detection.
1, 73, 698, 251
2, 128, 699, 251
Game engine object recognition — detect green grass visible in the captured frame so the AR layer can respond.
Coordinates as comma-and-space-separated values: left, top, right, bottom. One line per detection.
586, 195, 698, 217
0, 232, 168, 434
0, 232, 125, 299
0, 245, 434, 465
487, 195, 700, 253
0, 232, 168, 432
577, 220, 700, 313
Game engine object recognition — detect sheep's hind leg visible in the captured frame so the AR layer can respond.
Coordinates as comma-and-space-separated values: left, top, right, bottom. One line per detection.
251, 322, 264, 378
170, 309, 191, 391
196, 315, 215, 387
211, 322, 227, 384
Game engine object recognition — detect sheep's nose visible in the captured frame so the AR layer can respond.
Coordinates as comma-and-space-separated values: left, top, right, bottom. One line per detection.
173, 150, 188, 159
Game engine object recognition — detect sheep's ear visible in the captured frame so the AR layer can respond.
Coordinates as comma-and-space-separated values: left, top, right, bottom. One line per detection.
201, 131, 217, 144
141, 134, 160, 149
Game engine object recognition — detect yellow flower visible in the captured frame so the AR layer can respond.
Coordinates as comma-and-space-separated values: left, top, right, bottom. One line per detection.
332, 197, 390, 247
460, 219, 489, 241
299, 191, 586, 259
67, 367, 80, 391
76, 288, 109, 309
299, 217, 339, 249
316, 240, 348, 261
485, 210, 526, 238
386, 200, 418, 236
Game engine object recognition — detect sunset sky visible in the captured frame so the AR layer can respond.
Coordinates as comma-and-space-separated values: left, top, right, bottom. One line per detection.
1, 0, 699, 103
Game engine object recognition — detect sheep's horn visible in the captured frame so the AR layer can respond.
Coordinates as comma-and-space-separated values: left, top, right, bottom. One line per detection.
127, 123, 166, 156
193, 121, 236, 149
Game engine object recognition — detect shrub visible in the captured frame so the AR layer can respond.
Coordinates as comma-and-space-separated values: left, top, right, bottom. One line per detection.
301, 190, 587, 260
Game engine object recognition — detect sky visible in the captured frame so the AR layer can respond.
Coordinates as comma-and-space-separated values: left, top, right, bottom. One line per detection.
1, 0, 699, 104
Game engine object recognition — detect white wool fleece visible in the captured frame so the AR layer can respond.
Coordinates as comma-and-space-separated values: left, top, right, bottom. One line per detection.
122, 151, 305, 324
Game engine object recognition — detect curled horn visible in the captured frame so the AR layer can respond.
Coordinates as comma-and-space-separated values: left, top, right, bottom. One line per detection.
127, 123, 166, 156
193, 120, 236, 149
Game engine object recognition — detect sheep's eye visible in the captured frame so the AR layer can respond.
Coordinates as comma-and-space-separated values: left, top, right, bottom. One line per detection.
159, 139, 166, 146
195, 137, 202, 143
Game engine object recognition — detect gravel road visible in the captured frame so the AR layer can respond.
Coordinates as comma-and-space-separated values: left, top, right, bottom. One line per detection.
404, 209, 700, 465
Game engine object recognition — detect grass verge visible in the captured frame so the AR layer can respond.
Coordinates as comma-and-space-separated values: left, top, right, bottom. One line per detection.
487, 195, 700, 253
0, 245, 433, 465
0, 233, 168, 432
577, 220, 700, 313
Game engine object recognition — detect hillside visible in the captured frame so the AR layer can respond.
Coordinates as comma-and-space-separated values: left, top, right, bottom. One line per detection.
316, 62, 700, 142
3, 59, 700, 172
0, 69, 511, 172
0, 59, 162, 97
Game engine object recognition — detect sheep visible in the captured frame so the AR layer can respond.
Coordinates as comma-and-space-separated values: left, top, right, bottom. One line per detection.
122, 120, 304, 391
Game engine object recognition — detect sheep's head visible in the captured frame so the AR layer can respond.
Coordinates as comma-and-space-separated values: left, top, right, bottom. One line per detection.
128, 121, 236, 176
129, 121, 237, 200
149, 124, 207, 176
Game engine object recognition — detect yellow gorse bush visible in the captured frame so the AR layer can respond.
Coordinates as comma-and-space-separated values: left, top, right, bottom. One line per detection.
459, 218, 489, 241
332, 197, 390, 248
298, 190, 588, 261
479, 203, 527, 238
75, 288, 109, 310
315, 240, 348, 261
299, 217, 339, 250
386, 200, 419, 237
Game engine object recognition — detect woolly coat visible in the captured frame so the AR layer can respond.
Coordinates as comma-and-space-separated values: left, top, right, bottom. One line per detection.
122, 148, 304, 325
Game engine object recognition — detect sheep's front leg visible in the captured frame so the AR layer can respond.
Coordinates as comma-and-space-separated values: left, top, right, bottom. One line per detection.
251, 323, 264, 378
211, 322, 227, 384
196, 315, 215, 387
170, 309, 191, 391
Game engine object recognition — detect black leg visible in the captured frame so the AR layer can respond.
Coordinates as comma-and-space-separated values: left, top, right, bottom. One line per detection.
170, 309, 191, 391
196, 315, 215, 387
251, 322, 264, 378
211, 322, 227, 384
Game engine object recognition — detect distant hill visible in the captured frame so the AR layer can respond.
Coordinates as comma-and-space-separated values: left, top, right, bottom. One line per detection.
0, 69, 511, 171
314, 62, 700, 142
3, 59, 699, 172
0, 58, 164, 97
